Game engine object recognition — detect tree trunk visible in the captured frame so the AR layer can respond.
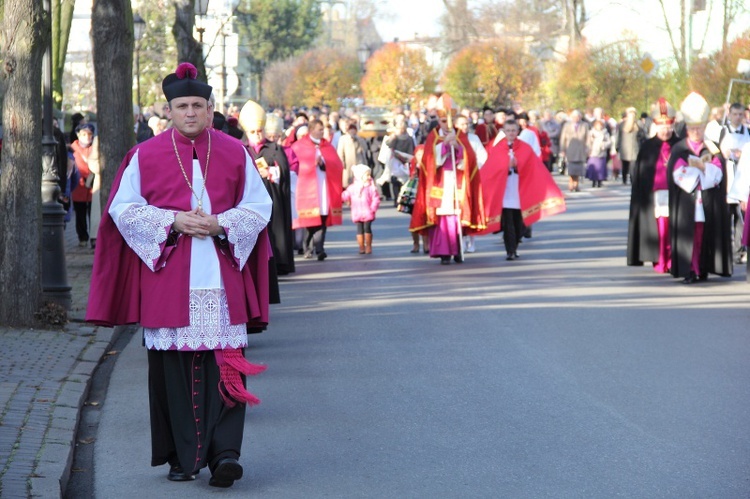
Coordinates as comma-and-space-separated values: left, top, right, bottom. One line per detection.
52, 0, 75, 109
563, 0, 586, 50
173, 0, 208, 83
0, 0, 47, 325
680, 0, 687, 69
91, 0, 135, 206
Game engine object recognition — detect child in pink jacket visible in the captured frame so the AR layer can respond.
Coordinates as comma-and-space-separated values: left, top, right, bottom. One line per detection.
342, 164, 380, 254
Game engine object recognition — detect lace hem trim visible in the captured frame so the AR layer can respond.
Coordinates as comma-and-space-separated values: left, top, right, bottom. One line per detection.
144, 289, 248, 351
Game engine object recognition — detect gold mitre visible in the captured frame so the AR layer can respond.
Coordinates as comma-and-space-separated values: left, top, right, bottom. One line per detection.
651, 97, 676, 125
680, 92, 710, 126
239, 99, 266, 132
264, 114, 283, 136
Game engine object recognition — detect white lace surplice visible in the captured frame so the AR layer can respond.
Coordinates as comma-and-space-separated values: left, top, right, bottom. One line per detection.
109, 147, 271, 350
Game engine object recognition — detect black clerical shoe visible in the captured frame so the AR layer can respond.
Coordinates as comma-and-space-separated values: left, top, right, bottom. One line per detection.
209, 458, 243, 488
454, 255, 463, 264
682, 272, 698, 284
317, 251, 327, 261
167, 464, 197, 482
506, 254, 515, 261
440, 256, 450, 265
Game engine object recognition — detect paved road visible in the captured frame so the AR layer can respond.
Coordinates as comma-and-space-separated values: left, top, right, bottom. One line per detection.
93, 181, 750, 498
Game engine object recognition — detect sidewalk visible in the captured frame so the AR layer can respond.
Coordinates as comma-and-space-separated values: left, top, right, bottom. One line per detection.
0, 220, 121, 498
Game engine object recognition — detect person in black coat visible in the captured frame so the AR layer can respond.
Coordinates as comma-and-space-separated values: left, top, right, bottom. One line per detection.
627, 98, 680, 273
240, 101, 295, 278
667, 93, 733, 284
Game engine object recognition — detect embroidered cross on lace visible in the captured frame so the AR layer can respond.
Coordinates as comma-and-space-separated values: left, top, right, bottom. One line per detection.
144, 289, 248, 351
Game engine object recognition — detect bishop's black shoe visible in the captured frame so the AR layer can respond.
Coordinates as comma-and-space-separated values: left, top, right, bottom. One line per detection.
209, 458, 243, 488
454, 255, 463, 264
506, 254, 515, 261
440, 256, 451, 265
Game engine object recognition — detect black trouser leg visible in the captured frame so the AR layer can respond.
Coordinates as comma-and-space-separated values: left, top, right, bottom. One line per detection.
501, 208, 523, 255
390, 176, 403, 205
621, 160, 631, 184
312, 215, 328, 254
73, 201, 90, 242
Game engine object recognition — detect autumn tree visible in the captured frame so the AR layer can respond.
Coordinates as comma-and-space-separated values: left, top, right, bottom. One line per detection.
92, 0, 135, 205
441, 40, 541, 109
0, 0, 47, 325
361, 43, 436, 107
554, 40, 658, 114
235, 0, 321, 100
284, 48, 360, 107
261, 56, 300, 107
135, 0, 178, 109
690, 32, 750, 106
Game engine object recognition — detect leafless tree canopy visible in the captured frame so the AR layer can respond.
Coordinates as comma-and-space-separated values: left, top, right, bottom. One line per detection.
441, 0, 587, 55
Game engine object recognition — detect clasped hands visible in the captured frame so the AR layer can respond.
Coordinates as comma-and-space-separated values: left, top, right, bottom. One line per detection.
173, 208, 224, 239
443, 132, 460, 147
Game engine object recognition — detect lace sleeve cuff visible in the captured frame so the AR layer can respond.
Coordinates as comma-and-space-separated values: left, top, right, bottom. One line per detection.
118, 205, 176, 271
217, 207, 267, 269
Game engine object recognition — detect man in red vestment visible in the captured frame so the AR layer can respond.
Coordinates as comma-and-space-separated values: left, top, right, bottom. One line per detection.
410, 109, 486, 264
291, 118, 343, 260
474, 107, 497, 147
86, 63, 272, 488
479, 119, 566, 259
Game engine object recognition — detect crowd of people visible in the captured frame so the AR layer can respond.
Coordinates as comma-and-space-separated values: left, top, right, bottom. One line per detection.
76, 60, 750, 489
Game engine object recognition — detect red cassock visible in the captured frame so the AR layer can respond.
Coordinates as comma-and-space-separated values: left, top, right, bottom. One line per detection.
291, 134, 343, 229
479, 138, 566, 234
474, 123, 498, 147
409, 129, 486, 235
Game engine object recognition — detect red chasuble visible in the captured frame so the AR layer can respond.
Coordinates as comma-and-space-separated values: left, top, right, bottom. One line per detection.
291, 135, 343, 228
479, 138, 566, 234
410, 129, 486, 234
86, 128, 271, 329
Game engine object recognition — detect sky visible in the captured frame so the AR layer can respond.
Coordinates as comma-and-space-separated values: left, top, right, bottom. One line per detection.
375, 0, 750, 64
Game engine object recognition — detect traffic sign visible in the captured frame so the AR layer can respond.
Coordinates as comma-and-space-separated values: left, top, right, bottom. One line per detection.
640, 53, 658, 78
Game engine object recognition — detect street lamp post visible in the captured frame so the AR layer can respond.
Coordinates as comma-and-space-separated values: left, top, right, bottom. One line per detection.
133, 14, 146, 112
41, 0, 71, 310
194, 0, 210, 45
218, 0, 240, 114
357, 45, 370, 73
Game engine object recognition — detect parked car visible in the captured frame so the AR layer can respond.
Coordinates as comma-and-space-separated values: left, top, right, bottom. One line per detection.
358, 107, 394, 139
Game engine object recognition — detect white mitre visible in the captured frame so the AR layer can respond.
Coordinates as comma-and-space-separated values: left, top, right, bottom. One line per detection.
680, 92, 710, 127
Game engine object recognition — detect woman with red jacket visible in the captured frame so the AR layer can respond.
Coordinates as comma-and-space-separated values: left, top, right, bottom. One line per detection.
70, 123, 95, 247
